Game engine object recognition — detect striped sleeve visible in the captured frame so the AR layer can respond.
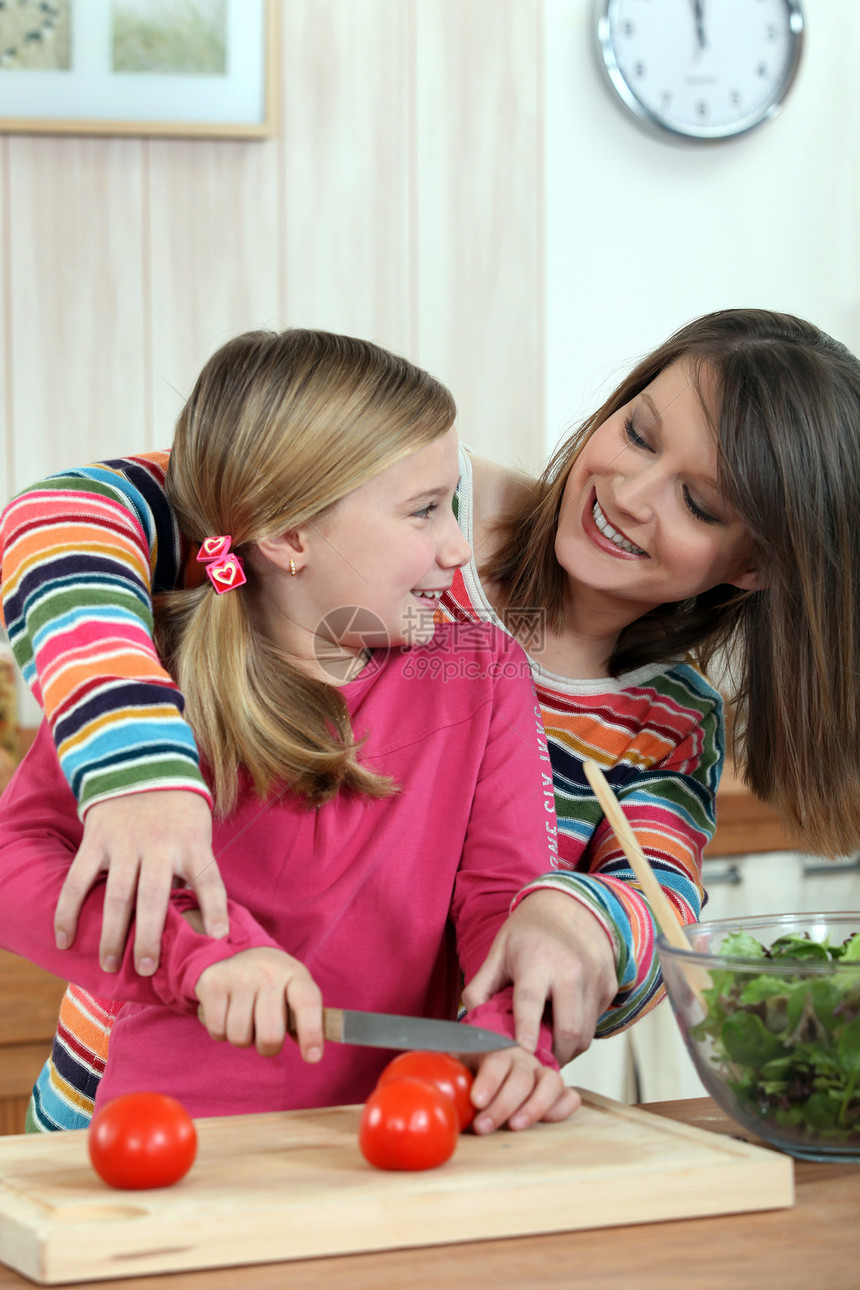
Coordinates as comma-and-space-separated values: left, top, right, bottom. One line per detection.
515, 662, 721, 1036
0, 454, 210, 817
26, 986, 120, 1132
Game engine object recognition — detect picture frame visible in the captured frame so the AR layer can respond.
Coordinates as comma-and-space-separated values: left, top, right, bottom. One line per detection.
0, 0, 276, 138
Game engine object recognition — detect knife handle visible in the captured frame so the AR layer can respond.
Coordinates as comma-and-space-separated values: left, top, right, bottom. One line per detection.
286, 1005, 344, 1042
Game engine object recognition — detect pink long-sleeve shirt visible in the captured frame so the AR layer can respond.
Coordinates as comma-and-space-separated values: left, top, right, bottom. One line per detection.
0, 623, 560, 1117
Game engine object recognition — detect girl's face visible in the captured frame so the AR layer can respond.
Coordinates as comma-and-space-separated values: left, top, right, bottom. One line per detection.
555, 360, 759, 619
298, 424, 471, 659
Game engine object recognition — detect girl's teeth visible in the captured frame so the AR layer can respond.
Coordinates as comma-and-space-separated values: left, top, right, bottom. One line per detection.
592, 499, 645, 555
415, 589, 443, 599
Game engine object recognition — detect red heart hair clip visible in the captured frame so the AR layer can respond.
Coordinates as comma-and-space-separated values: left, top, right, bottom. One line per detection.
196, 535, 246, 594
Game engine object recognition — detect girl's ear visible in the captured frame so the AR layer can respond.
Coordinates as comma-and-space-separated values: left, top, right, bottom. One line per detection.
256, 530, 306, 573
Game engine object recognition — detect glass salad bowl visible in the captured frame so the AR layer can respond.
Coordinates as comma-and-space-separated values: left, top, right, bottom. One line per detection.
657, 912, 860, 1162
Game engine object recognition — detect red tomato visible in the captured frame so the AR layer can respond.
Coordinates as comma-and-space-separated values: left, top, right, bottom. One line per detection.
377, 1050, 476, 1131
359, 1076, 459, 1171
88, 1092, 197, 1190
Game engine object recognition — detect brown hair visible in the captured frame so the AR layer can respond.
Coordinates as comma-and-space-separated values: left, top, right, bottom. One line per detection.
156, 328, 456, 814
487, 309, 860, 855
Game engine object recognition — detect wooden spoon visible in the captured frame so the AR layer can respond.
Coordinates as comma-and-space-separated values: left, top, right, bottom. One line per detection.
582, 759, 712, 1003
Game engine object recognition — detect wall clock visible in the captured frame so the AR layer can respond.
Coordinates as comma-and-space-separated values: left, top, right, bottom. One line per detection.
594, 0, 804, 144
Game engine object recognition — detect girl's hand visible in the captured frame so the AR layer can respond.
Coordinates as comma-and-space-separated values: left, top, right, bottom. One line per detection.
54, 790, 228, 977
462, 890, 618, 1066
469, 1047, 580, 1134
194, 947, 325, 1062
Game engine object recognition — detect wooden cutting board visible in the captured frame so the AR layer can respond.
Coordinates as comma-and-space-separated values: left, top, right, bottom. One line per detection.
0, 1091, 793, 1285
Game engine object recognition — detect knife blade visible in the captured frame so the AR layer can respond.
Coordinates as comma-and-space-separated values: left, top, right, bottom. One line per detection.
288, 1007, 517, 1054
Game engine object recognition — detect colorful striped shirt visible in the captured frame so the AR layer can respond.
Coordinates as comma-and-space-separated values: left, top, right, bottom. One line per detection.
0, 446, 720, 1130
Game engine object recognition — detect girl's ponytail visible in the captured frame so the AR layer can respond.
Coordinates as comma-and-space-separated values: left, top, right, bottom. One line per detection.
156, 581, 393, 814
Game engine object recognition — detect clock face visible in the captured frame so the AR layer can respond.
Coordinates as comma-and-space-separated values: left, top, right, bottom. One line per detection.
596, 0, 804, 142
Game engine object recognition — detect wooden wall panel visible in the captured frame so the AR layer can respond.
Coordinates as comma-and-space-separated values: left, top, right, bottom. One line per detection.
147, 136, 283, 444
6, 136, 147, 487
414, 0, 544, 472
279, 0, 412, 354
0, 0, 546, 721
0, 2, 545, 485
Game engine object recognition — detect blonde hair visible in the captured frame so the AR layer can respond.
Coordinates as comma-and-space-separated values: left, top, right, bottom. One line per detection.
156, 328, 456, 814
487, 309, 860, 856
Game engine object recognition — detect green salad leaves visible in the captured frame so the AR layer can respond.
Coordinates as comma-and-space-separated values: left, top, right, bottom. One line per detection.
693, 930, 860, 1146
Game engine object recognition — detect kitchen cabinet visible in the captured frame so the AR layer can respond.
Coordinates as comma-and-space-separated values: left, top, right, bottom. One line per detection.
0, 950, 66, 1135
0, 717, 65, 1136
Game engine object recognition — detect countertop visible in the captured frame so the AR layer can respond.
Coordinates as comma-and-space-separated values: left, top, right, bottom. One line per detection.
0, 1098, 856, 1290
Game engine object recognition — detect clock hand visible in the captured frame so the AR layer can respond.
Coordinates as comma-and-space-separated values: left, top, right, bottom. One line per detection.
689, 0, 707, 53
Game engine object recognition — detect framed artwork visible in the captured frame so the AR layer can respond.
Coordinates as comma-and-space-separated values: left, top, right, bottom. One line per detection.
0, 0, 276, 137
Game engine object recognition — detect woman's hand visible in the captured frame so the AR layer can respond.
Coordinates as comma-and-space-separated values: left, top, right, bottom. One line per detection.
469, 1047, 580, 1134
194, 947, 325, 1062
462, 890, 618, 1067
53, 790, 228, 976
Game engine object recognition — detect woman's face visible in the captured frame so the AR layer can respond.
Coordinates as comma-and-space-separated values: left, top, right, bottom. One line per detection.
555, 360, 759, 619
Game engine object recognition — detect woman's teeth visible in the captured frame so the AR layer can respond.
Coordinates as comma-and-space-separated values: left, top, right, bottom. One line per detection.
592, 499, 645, 555
414, 589, 444, 599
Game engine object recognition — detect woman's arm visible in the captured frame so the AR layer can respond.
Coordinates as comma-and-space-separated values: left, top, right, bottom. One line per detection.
514, 673, 719, 1041
0, 458, 227, 966
0, 456, 202, 808
0, 725, 284, 1011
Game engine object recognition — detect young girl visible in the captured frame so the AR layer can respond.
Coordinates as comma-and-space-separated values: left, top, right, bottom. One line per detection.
5, 308, 860, 1112
0, 329, 580, 1133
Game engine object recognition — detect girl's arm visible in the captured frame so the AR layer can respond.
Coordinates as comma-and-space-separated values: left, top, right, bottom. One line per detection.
0, 724, 327, 1052
0, 724, 576, 1132
446, 629, 609, 1126
0, 457, 227, 967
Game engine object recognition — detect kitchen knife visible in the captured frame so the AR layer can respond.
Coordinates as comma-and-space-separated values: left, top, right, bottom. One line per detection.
287, 1007, 517, 1054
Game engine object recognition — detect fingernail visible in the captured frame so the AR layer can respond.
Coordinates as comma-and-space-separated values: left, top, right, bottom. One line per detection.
209, 924, 228, 939
55, 932, 68, 949
102, 955, 118, 972
137, 957, 156, 976
305, 1045, 322, 1063
510, 1113, 528, 1130
474, 1115, 493, 1134
519, 1034, 537, 1053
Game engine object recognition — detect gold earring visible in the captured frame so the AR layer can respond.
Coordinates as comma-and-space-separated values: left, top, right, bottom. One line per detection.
289, 559, 296, 577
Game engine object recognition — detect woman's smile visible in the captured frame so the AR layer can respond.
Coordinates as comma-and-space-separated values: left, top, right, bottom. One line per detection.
586, 491, 647, 558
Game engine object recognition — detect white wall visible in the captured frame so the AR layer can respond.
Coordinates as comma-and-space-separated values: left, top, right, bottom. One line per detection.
544, 0, 860, 452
